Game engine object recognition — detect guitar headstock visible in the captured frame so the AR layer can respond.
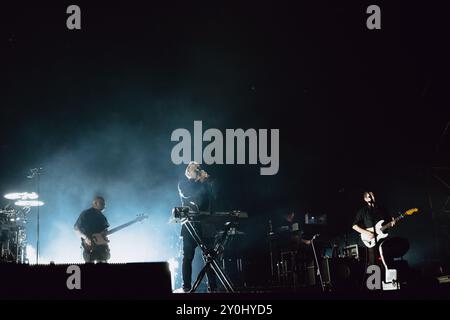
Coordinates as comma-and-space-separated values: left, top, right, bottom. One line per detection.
135, 213, 149, 222
404, 208, 419, 216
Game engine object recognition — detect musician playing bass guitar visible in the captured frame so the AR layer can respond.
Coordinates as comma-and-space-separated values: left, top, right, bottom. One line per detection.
74, 196, 111, 263
352, 191, 395, 266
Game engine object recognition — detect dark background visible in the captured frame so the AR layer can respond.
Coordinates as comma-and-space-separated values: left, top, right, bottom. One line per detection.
1, 1, 449, 285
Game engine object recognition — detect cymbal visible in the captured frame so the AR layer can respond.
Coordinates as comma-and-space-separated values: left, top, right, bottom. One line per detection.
4, 193, 23, 200
14, 200, 44, 207
4, 192, 39, 200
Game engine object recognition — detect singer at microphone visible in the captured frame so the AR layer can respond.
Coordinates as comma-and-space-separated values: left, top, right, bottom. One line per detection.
177, 161, 217, 292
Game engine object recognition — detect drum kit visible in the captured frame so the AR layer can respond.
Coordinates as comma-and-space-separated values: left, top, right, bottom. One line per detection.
0, 192, 44, 263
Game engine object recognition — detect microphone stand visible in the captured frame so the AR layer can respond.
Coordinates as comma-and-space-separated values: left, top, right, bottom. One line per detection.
27, 168, 43, 264
268, 219, 275, 283
368, 197, 378, 264
310, 233, 327, 292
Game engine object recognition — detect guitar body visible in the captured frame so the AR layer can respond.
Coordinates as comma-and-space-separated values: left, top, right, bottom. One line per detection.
361, 220, 388, 248
82, 232, 109, 252
91, 232, 109, 246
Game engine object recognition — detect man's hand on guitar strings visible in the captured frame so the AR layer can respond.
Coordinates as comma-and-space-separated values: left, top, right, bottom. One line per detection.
84, 237, 92, 246
365, 230, 375, 239
390, 217, 396, 227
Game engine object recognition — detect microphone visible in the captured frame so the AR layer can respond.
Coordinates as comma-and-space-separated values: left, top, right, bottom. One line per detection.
367, 192, 375, 205
200, 170, 209, 178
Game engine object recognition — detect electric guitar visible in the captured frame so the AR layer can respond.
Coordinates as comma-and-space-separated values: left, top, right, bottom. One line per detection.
82, 214, 148, 252
361, 208, 419, 248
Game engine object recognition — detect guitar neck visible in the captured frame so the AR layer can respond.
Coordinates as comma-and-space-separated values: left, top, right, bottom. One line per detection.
380, 214, 404, 232
107, 219, 140, 235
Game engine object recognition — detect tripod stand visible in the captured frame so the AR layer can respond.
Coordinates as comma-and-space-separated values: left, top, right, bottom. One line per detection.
181, 218, 235, 293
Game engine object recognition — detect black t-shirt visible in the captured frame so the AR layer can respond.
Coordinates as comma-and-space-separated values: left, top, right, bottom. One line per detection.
178, 178, 213, 212
74, 207, 109, 237
177, 177, 215, 238
353, 205, 391, 229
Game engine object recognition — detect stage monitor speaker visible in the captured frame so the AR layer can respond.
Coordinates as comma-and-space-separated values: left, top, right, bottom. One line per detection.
0, 262, 172, 299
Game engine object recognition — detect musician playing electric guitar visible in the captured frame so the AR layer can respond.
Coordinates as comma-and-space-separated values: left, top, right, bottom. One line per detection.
74, 196, 111, 263
352, 191, 396, 266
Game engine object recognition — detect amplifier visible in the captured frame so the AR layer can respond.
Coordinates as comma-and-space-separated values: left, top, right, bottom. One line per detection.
321, 257, 363, 290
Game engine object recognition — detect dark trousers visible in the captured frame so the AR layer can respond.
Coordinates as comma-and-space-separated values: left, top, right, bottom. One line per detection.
367, 246, 378, 266
367, 241, 391, 267
83, 245, 110, 263
182, 234, 217, 291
